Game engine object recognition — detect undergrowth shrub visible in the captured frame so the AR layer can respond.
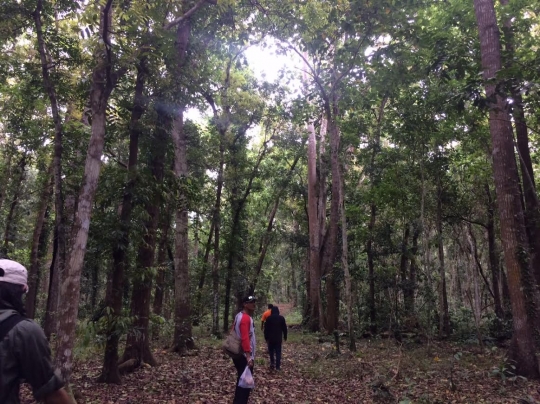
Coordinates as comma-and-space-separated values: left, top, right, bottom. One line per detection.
449, 307, 477, 341
485, 313, 512, 340
284, 308, 302, 326
74, 319, 105, 361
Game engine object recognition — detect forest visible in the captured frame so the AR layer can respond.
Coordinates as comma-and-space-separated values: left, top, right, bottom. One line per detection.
2, 0, 540, 402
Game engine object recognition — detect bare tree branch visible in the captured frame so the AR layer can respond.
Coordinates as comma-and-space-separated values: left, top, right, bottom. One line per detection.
164, 0, 212, 30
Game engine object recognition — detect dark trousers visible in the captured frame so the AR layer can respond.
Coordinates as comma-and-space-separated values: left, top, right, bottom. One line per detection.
267, 343, 282, 370
232, 355, 254, 404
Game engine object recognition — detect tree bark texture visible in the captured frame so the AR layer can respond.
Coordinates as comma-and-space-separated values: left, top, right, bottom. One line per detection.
26, 163, 54, 318
100, 61, 147, 384
365, 97, 386, 334
171, 103, 194, 352
211, 141, 224, 336
203, 92, 228, 336
222, 137, 242, 335
121, 96, 165, 367
0, 143, 14, 215
486, 184, 504, 318
340, 166, 355, 351
306, 117, 322, 332
33, 0, 67, 328
499, 0, 540, 287
408, 223, 420, 317
194, 219, 214, 322
3, 155, 27, 254
152, 211, 172, 338
399, 224, 411, 320
321, 110, 341, 333
437, 179, 450, 336
474, 0, 540, 378
54, 0, 120, 383
366, 203, 377, 334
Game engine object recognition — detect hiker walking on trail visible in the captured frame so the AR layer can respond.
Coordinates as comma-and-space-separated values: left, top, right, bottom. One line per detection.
0, 258, 73, 404
232, 295, 257, 404
260, 303, 273, 331
263, 306, 287, 371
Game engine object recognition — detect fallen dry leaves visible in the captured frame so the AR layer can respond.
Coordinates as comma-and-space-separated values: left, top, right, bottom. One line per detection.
19, 318, 540, 403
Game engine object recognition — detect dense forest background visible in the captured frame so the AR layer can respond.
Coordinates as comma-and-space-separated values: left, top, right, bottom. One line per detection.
1, 0, 540, 391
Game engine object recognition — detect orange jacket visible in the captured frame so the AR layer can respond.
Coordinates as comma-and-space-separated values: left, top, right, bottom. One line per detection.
261, 309, 272, 326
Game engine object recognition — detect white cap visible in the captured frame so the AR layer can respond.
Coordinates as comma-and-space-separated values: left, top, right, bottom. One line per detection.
0, 259, 28, 292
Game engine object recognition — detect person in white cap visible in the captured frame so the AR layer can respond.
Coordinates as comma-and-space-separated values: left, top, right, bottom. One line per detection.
231, 295, 257, 404
0, 258, 73, 404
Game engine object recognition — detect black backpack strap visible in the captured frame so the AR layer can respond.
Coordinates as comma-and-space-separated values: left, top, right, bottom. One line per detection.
0, 313, 23, 341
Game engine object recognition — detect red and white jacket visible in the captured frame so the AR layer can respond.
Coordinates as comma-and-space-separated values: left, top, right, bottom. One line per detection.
234, 311, 256, 360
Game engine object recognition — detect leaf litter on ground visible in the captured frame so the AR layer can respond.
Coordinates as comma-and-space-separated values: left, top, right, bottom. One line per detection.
19, 306, 540, 403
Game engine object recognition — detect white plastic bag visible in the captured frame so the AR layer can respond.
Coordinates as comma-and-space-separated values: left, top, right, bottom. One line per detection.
238, 365, 255, 389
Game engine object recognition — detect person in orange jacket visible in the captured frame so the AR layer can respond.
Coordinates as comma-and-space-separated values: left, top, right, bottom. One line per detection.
260, 303, 273, 331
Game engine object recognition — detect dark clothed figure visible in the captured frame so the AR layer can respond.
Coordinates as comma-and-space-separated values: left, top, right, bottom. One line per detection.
263, 306, 287, 370
0, 259, 72, 404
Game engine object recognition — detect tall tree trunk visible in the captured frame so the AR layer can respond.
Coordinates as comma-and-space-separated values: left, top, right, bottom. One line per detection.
153, 250, 167, 318
512, 93, 540, 285
194, 220, 214, 322
303, 249, 311, 320
321, 107, 341, 333
26, 163, 54, 318
34, 0, 66, 338
0, 142, 14, 214
467, 223, 494, 299
499, 0, 540, 286
466, 224, 484, 329
437, 178, 450, 337
36, 209, 53, 314
171, 100, 194, 353
202, 93, 228, 337
54, 0, 123, 383
99, 60, 146, 384
44, 233, 60, 338
486, 184, 504, 318
365, 96, 386, 334
211, 141, 224, 336
90, 260, 99, 312
408, 223, 420, 316
3, 155, 27, 254
399, 224, 411, 317
307, 116, 322, 332
366, 203, 377, 334
222, 152, 241, 336
340, 166, 355, 351
169, 0, 217, 350
121, 131, 165, 368
152, 215, 172, 338
317, 119, 327, 331
474, 0, 540, 378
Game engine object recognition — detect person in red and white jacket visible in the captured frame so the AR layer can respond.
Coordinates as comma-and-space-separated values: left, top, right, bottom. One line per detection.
231, 295, 257, 404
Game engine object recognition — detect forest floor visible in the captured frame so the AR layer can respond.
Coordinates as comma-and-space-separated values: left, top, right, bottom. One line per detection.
22, 303, 540, 403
